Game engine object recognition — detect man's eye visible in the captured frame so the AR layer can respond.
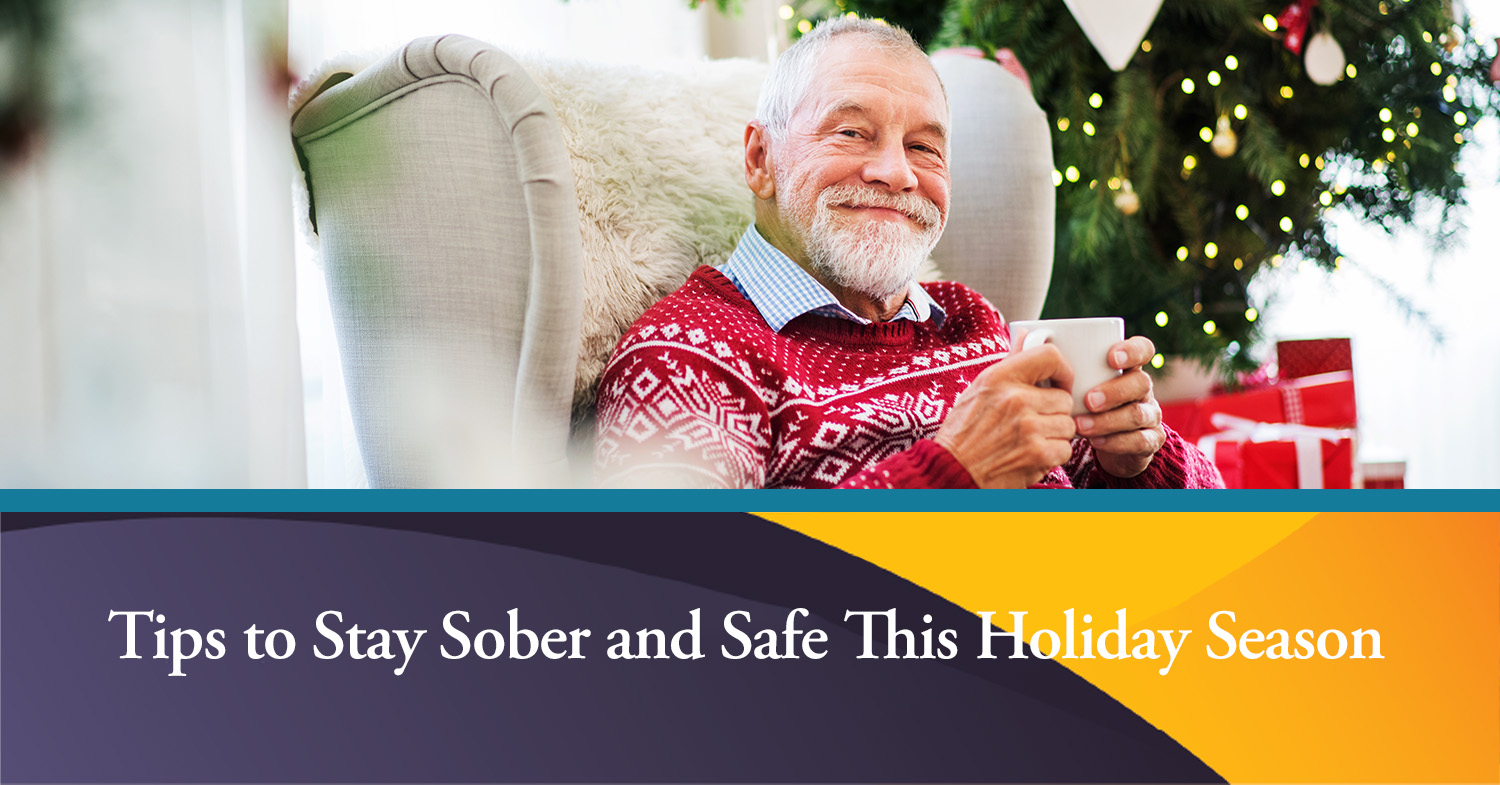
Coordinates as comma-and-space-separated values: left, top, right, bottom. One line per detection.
910, 144, 936, 154
839, 129, 862, 138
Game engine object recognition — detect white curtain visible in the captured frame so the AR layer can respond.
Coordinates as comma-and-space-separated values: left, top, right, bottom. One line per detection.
0, 0, 305, 487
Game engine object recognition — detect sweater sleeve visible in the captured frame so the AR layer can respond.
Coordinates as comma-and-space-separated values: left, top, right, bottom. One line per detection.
834, 439, 978, 489
1065, 424, 1225, 489
594, 344, 774, 489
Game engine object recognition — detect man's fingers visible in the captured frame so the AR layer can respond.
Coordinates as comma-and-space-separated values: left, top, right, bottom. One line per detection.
1084, 368, 1154, 414
989, 343, 1076, 393
1108, 335, 1156, 370
1075, 400, 1160, 437
1084, 426, 1165, 458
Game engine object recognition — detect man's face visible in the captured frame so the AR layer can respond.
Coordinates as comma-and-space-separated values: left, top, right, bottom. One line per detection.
770, 39, 951, 301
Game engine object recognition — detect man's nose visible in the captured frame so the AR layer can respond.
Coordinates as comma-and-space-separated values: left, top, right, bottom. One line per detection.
861, 137, 918, 192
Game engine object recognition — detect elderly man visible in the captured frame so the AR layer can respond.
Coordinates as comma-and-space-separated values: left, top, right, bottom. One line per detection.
594, 18, 1222, 489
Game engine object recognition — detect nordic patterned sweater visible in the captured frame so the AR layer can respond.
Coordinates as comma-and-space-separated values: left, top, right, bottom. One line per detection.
594, 267, 1224, 489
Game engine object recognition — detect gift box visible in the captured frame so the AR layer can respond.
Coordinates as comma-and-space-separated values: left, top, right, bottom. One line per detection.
1161, 371, 1357, 444
1277, 338, 1352, 379
1360, 458, 1407, 489
1198, 415, 1356, 489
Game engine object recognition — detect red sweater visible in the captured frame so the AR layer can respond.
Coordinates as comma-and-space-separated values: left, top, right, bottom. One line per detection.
595, 268, 1223, 489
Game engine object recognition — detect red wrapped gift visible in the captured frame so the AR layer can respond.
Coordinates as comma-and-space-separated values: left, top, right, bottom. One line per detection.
1161, 371, 1356, 443
1360, 459, 1407, 489
1198, 414, 1355, 489
1277, 338, 1352, 379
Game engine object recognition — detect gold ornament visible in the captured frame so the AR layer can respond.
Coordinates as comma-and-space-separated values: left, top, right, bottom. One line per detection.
1114, 179, 1140, 215
1211, 114, 1238, 158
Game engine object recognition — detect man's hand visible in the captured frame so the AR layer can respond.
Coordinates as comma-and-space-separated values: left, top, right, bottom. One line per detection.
933, 340, 1077, 488
1073, 336, 1166, 478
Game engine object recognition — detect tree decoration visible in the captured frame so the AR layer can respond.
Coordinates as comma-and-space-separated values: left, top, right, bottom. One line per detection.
1304, 30, 1347, 84
1059, 0, 1164, 70
1276, 0, 1319, 54
1114, 178, 1141, 214
1211, 113, 1239, 157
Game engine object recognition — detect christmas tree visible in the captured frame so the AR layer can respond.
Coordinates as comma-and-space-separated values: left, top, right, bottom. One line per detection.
777, 0, 1499, 375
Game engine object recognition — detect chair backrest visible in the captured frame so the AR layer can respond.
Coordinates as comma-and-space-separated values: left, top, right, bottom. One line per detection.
292, 35, 1056, 488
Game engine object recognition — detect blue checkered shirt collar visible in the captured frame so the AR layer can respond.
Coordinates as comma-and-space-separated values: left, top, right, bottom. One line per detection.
717, 224, 946, 332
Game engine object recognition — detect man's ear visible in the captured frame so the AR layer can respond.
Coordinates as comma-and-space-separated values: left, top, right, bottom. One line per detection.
745, 121, 776, 200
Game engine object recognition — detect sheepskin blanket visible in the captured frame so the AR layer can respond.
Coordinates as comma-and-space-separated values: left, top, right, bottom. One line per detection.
293, 46, 938, 424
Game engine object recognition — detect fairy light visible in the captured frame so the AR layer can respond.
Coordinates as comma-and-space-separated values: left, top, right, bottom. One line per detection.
1422, 30, 1433, 42
1320, 191, 1333, 206
1271, 254, 1283, 267
1176, 246, 1190, 261
1380, 108, 1393, 122
1455, 132, 1464, 144
1430, 62, 1442, 76
1245, 307, 1259, 322
1183, 155, 1198, 170
1271, 179, 1286, 195
1263, 14, 1279, 31
1108, 177, 1122, 189
845, 11, 858, 19
1234, 104, 1247, 120
1065, 166, 1080, 182
1208, 70, 1221, 86
1141, 40, 1152, 52
1203, 320, 1218, 335
1082, 121, 1096, 136
1233, 258, 1244, 270
1199, 126, 1214, 142
1315, 156, 1325, 170
1444, 85, 1458, 102
1382, 128, 1396, 142
1182, 77, 1195, 94
1151, 354, 1166, 369
1335, 255, 1345, 270
1225, 55, 1239, 70
1193, 302, 1204, 314
1155, 311, 1169, 327
1299, 153, 1310, 168
1235, 204, 1249, 220
1089, 93, 1103, 109
797, 18, 813, 33
1280, 216, 1293, 232
1089, 179, 1098, 189
1345, 64, 1358, 78
1058, 117, 1070, 131
1205, 242, 1219, 258
1052, 169, 1064, 186
1280, 85, 1294, 99
778, 4, 794, 19
1407, 122, 1419, 137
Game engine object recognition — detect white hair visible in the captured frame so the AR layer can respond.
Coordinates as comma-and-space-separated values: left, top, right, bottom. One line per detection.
755, 17, 942, 142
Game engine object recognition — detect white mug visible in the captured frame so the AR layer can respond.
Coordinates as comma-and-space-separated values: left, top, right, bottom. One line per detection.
1008, 317, 1124, 416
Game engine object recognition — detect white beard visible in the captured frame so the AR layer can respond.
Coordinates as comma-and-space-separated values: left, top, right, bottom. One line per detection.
780, 181, 944, 302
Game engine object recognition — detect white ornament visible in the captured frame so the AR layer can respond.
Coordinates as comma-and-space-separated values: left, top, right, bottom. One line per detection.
1304, 31, 1347, 86
1062, 0, 1165, 71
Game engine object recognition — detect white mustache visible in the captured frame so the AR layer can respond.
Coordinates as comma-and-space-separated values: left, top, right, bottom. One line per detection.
820, 184, 942, 231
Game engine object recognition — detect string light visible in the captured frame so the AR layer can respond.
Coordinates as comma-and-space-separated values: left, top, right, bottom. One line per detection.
1383, 128, 1396, 142
1380, 108, 1393, 122
1422, 31, 1433, 42
1455, 132, 1465, 144
1271, 254, 1283, 267
1207, 70, 1221, 86
1199, 126, 1214, 142
1183, 155, 1198, 170
1299, 154, 1310, 168
1271, 179, 1286, 195
1193, 302, 1204, 314
1052, 169, 1064, 186
1182, 78, 1195, 94
1430, 62, 1442, 76
1280, 216, 1293, 232
1082, 121, 1096, 136
797, 18, 812, 33
1089, 93, 1103, 109
1345, 64, 1358, 78
1177, 246, 1190, 261
1315, 156, 1325, 170
1205, 242, 1219, 258
1235, 204, 1249, 220
1280, 85, 1294, 99
1233, 258, 1244, 270
1320, 191, 1333, 206
1203, 320, 1218, 335
1245, 307, 1259, 322
1225, 55, 1239, 70
1151, 354, 1166, 369
778, 4, 794, 19
1141, 40, 1152, 52
1155, 311, 1169, 327
1108, 177, 1122, 189
1234, 104, 1247, 120
1263, 14, 1279, 30
1058, 117, 1070, 131
1444, 85, 1458, 102
1406, 122, 1419, 137
845, 11, 858, 19
1065, 166, 1080, 182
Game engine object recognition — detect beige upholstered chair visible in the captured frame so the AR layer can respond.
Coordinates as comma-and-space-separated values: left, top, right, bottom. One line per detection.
291, 34, 1054, 488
